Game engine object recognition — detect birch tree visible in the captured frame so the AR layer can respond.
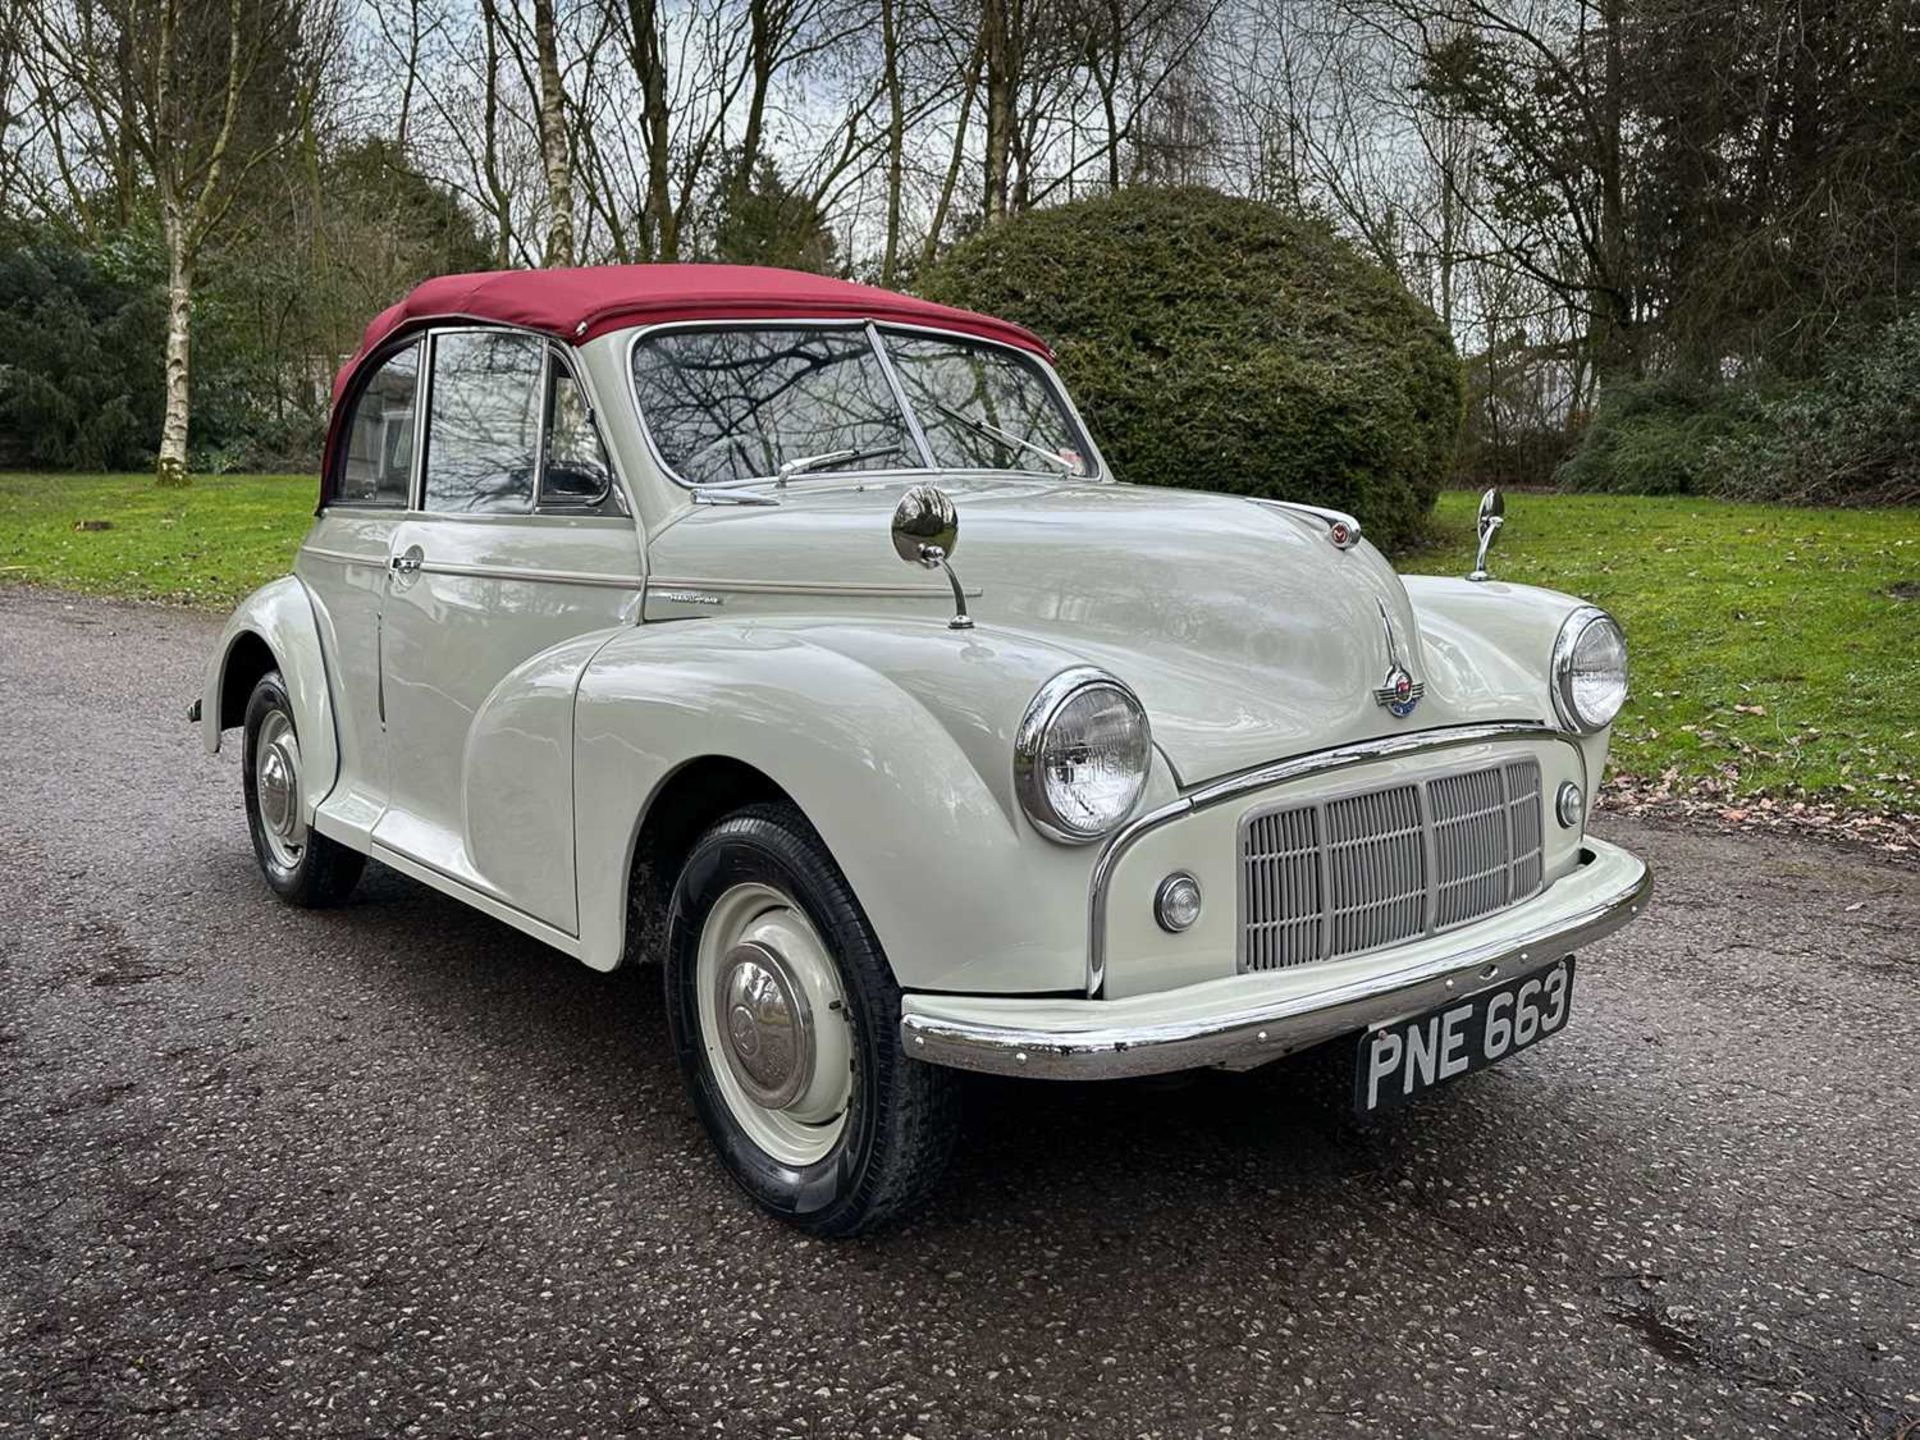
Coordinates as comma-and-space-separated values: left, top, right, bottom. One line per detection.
19, 0, 329, 482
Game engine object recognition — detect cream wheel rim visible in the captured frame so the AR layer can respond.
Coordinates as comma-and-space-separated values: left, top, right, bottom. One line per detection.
695, 882, 853, 1167
254, 708, 306, 869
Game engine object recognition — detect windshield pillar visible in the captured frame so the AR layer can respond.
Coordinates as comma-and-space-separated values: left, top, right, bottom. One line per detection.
865, 321, 936, 469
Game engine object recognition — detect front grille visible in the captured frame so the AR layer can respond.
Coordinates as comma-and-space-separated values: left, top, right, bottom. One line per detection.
1240, 759, 1544, 972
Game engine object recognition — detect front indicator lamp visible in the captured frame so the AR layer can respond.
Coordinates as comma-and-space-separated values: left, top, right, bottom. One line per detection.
1555, 782, 1585, 830
1155, 873, 1203, 933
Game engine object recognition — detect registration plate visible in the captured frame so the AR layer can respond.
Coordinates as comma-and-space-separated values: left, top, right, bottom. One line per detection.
1354, 957, 1575, 1115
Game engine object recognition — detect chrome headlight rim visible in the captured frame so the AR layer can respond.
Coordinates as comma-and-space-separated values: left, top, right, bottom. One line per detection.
1014, 666, 1152, 845
1551, 605, 1628, 734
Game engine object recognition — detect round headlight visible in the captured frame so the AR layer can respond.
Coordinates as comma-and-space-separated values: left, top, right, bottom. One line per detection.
1552, 607, 1628, 733
1014, 668, 1151, 843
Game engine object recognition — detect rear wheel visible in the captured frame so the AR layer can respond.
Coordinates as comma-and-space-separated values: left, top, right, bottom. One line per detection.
242, 671, 364, 908
664, 803, 958, 1235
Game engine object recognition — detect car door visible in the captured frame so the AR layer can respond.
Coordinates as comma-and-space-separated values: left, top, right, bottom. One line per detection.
373, 328, 642, 931
295, 337, 422, 839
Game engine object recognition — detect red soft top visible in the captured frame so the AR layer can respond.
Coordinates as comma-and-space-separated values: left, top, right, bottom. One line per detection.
332, 263, 1050, 401
320, 264, 1051, 505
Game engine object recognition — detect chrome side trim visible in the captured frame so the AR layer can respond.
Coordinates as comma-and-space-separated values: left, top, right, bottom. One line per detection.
908, 847, 1651, 1079
301, 545, 385, 567
644, 575, 983, 599
1085, 720, 1561, 996
416, 560, 642, 590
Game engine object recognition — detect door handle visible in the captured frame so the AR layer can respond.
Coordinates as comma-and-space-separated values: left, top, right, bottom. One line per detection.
390, 546, 423, 575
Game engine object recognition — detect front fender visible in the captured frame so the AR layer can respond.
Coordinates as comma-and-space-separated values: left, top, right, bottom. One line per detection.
202, 576, 339, 821
571, 618, 1150, 992
1403, 574, 1611, 781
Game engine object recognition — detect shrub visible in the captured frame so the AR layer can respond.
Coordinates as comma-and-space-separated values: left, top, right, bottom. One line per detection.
0, 230, 165, 471
917, 187, 1465, 553
1556, 313, 1920, 506
1554, 377, 1763, 496
1711, 313, 1920, 506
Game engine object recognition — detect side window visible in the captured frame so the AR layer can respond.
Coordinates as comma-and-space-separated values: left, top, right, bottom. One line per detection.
337, 343, 418, 506
423, 331, 544, 514
541, 358, 615, 508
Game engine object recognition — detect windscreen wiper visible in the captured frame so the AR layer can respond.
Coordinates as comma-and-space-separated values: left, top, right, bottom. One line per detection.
692, 443, 904, 495
930, 402, 1075, 473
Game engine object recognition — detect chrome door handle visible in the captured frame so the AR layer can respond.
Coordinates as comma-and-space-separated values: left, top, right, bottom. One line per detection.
390, 546, 423, 575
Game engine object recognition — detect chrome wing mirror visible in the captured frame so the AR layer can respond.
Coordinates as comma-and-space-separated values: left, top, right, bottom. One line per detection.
891, 484, 973, 630
1468, 487, 1504, 582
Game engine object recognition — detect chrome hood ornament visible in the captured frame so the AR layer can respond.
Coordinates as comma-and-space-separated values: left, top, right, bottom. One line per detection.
1468, 487, 1504, 581
1373, 600, 1424, 717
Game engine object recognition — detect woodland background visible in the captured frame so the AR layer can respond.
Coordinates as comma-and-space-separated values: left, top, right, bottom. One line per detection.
0, 0, 1915, 507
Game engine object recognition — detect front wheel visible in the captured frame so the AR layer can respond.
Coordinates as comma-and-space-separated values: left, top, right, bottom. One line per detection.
242, 671, 364, 908
664, 804, 958, 1235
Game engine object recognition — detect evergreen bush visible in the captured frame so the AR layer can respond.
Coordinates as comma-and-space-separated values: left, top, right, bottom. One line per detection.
918, 187, 1465, 552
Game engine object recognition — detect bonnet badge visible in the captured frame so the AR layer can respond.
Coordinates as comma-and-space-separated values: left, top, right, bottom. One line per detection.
1372, 602, 1424, 718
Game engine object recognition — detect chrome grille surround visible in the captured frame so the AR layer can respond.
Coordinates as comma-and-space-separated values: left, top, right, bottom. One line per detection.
1239, 759, 1545, 972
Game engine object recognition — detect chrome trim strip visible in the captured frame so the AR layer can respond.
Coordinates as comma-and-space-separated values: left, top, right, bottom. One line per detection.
645, 575, 982, 599
301, 545, 384, 566
908, 849, 1651, 1079
416, 560, 641, 590
867, 320, 937, 468
1085, 720, 1562, 996
1255, 499, 1363, 549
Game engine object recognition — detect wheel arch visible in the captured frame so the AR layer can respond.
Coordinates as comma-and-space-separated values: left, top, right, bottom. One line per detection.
202, 576, 340, 823
217, 632, 279, 732
618, 755, 796, 969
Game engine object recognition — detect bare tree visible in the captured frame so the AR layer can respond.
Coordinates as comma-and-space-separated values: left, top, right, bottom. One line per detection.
19, 0, 332, 482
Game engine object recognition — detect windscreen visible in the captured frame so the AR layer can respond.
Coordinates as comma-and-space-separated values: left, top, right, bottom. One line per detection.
630, 327, 919, 486
630, 324, 1091, 485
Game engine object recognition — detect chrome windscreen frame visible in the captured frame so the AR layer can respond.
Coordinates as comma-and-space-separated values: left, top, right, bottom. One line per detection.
1084, 720, 1584, 997
620, 318, 1112, 497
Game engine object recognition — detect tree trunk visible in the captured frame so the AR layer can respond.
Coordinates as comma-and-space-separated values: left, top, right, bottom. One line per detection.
626, 0, 676, 259
880, 0, 905, 283
534, 0, 575, 266
920, 40, 983, 270
157, 210, 193, 487
1591, 0, 1636, 378
982, 0, 1013, 221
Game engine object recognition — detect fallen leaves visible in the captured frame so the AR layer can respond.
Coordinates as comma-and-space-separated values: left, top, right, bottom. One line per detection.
1601, 769, 1916, 864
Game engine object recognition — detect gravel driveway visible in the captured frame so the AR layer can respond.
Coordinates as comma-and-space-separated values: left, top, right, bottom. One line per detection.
2, 588, 1915, 1438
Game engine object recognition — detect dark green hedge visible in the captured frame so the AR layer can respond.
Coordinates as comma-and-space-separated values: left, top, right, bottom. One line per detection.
1557, 313, 1920, 506
918, 187, 1465, 552
0, 232, 165, 471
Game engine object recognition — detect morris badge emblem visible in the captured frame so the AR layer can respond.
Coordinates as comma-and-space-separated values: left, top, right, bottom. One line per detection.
1373, 601, 1425, 718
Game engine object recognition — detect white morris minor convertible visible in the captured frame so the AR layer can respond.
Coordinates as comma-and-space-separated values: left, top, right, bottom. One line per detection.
197, 265, 1650, 1234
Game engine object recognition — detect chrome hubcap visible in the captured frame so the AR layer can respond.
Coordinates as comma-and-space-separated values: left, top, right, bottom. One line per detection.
253, 709, 306, 868
717, 942, 813, 1109
696, 883, 852, 1166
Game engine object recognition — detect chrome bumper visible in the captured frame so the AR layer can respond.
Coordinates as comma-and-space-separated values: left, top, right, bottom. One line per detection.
901, 838, 1651, 1080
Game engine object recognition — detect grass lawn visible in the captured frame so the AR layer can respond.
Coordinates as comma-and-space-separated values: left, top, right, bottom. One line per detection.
2, 472, 1916, 816
0, 471, 314, 608
1410, 490, 1919, 817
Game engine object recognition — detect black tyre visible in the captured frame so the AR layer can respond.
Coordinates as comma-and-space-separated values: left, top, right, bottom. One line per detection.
242, 671, 365, 908
664, 803, 959, 1236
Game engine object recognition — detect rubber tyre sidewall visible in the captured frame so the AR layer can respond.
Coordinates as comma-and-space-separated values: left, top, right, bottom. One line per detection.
241, 672, 362, 907
664, 805, 954, 1236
